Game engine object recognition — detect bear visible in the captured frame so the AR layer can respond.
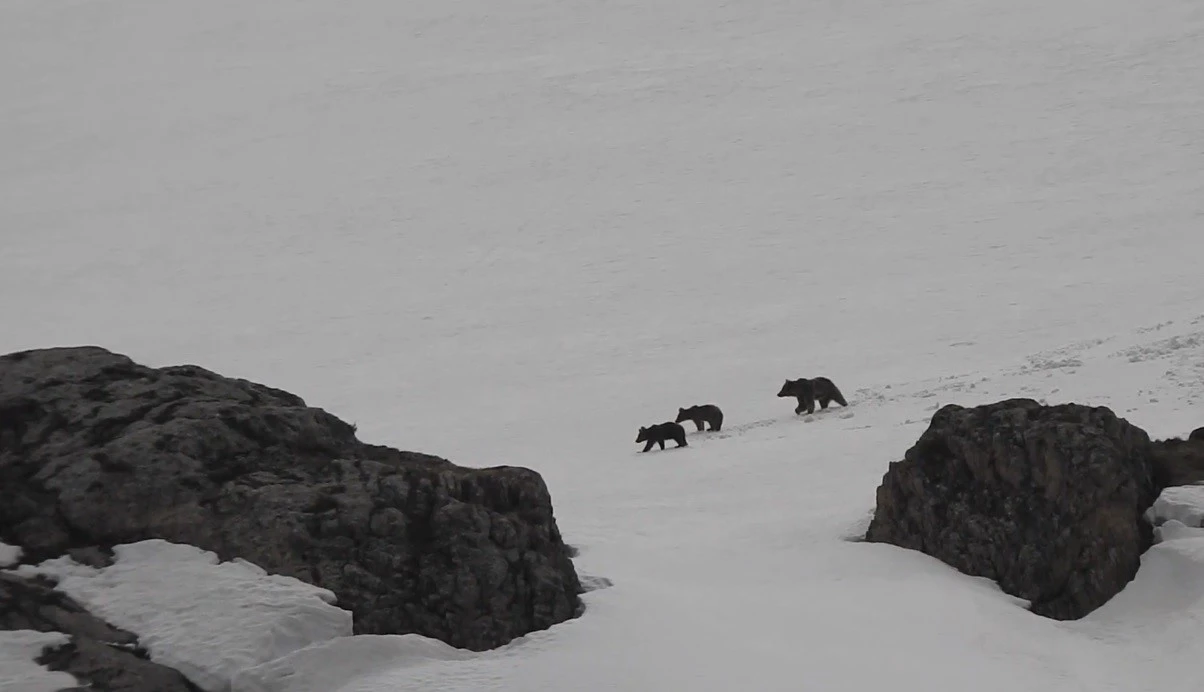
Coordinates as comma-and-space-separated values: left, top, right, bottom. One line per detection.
636, 422, 688, 452
675, 404, 724, 432
776, 376, 848, 416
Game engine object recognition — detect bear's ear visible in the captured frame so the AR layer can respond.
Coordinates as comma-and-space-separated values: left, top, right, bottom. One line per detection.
639, 426, 647, 431
678, 407, 685, 413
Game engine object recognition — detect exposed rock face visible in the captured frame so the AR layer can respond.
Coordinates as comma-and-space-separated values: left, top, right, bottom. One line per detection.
0, 346, 581, 652
0, 572, 201, 692
865, 398, 1158, 620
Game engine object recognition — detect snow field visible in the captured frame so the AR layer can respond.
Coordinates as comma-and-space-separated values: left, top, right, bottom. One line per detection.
5, 318, 1203, 692
4, 0, 1204, 689
223, 320, 1204, 692
232, 635, 473, 692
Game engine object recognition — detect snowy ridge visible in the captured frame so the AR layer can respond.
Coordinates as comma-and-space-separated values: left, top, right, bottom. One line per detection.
10, 540, 353, 692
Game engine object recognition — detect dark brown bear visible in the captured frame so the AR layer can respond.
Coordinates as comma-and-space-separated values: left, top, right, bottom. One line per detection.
635, 422, 688, 452
776, 377, 848, 415
675, 404, 724, 432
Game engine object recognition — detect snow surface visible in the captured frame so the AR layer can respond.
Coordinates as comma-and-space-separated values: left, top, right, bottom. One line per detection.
4, 0, 1204, 690
0, 630, 78, 692
232, 635, 473, 692
0, 542, 22, 568
10, 540, 353, 692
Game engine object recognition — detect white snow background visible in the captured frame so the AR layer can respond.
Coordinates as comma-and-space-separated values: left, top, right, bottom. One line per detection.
3, 0, 1204, 689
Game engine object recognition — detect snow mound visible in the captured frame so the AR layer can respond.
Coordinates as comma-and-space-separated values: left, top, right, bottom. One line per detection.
232, 634, 473, 692
0, 541, 21, 567
0, 630, 78, 692
1146, 485, 1204, 529
13, 539, 353, 692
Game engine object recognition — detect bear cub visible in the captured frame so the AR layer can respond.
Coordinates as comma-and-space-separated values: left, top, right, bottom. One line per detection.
636, 422, 688, 452
675, 404, 724, 432
777, 377, 848, 415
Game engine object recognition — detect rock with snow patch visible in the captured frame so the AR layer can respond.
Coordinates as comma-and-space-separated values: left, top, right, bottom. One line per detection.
0, 572, 201, 691
0, 346, 582, 652
865, 398, 1158, 620
0, 630, 80, 692
12, 539, 352, 692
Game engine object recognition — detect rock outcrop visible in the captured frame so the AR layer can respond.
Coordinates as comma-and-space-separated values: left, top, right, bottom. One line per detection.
865, 398, 1159, 620
0, 346, 581, 652
0, 571, 202, 691
1150, 435, 1204, 487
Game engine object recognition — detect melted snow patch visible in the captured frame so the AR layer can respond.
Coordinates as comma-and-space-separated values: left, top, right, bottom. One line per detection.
13, 539, 352, 692
0, 630, 78, 692
232, 634, 473, 692
0, 541, 21, 567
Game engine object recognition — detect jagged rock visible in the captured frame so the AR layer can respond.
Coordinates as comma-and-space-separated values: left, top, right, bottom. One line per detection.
0, 346, 581, 651
0, 572, 201, 691
865, 398, 1158, 620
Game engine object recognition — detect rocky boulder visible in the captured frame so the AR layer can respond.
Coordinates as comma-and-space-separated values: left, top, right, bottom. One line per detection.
0, 346, 582, 651
1151, 434, 1204, 487
865, 398, 1159, 620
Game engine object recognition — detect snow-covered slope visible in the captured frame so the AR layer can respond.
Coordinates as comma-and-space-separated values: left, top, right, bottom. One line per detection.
4, 0, 1204, 690
10, 540, 352, 692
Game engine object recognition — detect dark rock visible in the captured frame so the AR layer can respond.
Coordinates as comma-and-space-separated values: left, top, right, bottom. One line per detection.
0, 346, 581, 651
865, 398, 1158, 620
1190, 427, 1204, 442
0, 571, 201, 692
1150, 437, 1204, 487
